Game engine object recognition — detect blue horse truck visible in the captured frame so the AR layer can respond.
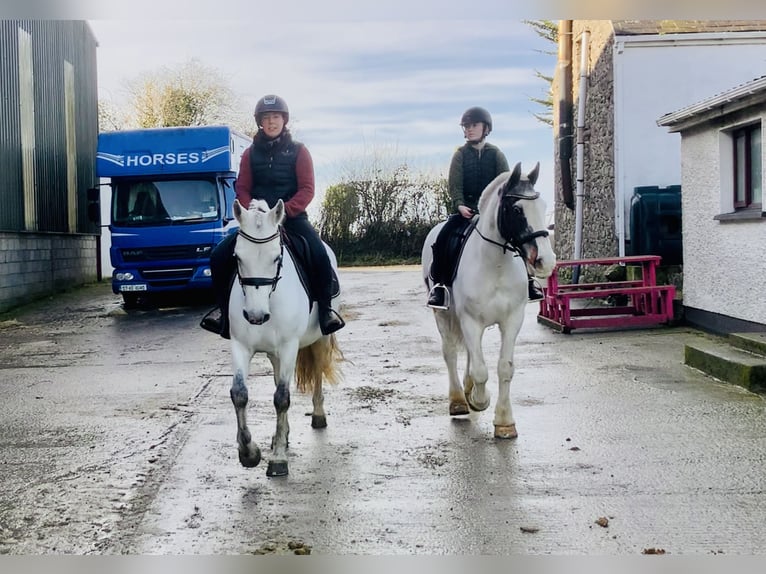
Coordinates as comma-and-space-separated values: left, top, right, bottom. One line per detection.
96, 126, 251, 307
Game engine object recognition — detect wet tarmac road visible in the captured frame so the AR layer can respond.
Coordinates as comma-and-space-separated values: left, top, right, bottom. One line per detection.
1, 266, 765, 555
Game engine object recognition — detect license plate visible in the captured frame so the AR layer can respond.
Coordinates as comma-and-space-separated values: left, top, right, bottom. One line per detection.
120, 284, 147, 292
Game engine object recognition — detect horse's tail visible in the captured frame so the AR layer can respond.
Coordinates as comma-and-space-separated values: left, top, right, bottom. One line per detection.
295, 333, 344, 393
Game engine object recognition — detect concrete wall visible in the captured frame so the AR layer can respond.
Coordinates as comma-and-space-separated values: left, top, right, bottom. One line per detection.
0, 233, 98, 313
679, 109, 766, 327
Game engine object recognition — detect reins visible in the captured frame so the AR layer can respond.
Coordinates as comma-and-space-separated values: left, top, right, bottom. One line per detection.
473, 225, 521, 255
235, 228, 284, 293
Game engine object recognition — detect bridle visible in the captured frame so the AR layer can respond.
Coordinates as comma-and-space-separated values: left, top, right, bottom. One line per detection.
235, 227, 284, 295
474, 191, 549, 258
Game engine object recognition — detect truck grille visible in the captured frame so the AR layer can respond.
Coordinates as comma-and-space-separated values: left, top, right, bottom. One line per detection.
140, 267, 195, 286
121, 244, 212, 262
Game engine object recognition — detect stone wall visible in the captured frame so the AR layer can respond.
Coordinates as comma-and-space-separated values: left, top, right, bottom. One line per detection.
0, 232, 98, 313
553, 21, 619, 283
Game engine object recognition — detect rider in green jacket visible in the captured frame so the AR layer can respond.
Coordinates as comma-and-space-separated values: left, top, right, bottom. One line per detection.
427, 106, 544, 309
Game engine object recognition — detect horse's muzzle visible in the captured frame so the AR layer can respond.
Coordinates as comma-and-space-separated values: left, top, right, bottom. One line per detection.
243, 310, 270, 325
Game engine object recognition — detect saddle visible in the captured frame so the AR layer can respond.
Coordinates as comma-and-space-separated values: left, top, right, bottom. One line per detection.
281, 229, 341, 309
432, 217, 478, 285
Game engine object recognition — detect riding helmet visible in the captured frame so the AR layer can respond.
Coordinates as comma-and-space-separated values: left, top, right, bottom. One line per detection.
254, 94, 290, 125
460, 106, 492, 134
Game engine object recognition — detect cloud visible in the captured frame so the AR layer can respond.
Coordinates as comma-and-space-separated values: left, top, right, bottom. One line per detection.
89, 16, 557, 208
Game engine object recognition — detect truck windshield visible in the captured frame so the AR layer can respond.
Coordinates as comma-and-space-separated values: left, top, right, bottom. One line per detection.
112, 178, 219, 226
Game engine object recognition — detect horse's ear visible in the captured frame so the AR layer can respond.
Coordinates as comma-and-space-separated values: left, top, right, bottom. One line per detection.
527, 162, 540, 186
273, 199, 286, 225
233, 199, 243, 221
504, 162, 522, 193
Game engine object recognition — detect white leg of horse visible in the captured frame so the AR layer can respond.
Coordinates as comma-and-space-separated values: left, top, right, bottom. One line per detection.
267, 353, 290, 450
267, 342, 298, 477
493, 315, 524, 439
230, 341, 261, 468
311, 343, 327, 428
435, 314, 469, 416
461, 317, 491, 412
462, 353, 473, 405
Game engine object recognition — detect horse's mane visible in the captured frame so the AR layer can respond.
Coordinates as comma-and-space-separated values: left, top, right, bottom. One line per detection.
478, 171, 511, 215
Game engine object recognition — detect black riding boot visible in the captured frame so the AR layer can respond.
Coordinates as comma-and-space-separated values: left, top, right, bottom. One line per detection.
200, 298, 231, 339
201, 234, 236, 339
528, 277, 544, 302
200, 286, 231, 339
318, 301, 345, 335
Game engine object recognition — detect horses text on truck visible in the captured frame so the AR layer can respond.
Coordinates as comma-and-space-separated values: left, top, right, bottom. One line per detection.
96, 126, 250, 307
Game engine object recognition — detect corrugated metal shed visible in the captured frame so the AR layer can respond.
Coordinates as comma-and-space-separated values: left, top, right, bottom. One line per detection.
0, 20, 98, 234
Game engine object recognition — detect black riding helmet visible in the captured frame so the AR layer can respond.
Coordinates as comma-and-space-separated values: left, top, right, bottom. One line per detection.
460, 106, 492, 136
254, 94, 290, 126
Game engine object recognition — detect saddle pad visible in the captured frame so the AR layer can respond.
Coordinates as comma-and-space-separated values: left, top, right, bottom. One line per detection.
446, 218, 478, 285
282, 230, 341, 309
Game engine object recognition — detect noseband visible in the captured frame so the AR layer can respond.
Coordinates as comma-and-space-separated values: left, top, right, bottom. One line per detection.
235, 228, 284, 294
475, 191, 549, 257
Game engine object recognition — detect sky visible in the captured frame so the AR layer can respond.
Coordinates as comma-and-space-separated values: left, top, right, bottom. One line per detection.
87, 3, 558, 213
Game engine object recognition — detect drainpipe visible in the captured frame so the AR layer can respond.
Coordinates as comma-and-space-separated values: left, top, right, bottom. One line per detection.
556, 21, 574, 210
572, 29, 589, 283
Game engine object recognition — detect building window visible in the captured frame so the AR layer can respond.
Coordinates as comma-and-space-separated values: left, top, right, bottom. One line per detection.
733, 123, 762, 210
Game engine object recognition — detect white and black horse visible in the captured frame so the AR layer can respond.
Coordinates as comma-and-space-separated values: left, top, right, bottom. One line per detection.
421, 162, 556, 438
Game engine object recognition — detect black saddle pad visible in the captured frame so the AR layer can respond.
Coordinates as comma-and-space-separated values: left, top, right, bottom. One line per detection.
435, 217, 478, 285
281, 229, 341, 307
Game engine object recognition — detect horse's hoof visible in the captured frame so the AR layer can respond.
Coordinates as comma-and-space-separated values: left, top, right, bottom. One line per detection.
266, 460, 289, 477
494, 424, 518, 439
467, 395, 490, 412
238, 445, 262, 468
449, 401, 470, 416
311, 415, 327, 428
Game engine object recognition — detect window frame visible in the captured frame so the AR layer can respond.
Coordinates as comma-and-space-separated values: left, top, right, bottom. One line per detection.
732, 122, 762, 211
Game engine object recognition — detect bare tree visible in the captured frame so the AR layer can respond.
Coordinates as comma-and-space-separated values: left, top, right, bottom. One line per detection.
318, 182, 360, 243
318, 144, 448, 262
98, 98, 129, 132
332, 146, 404, 231
118, 58, 251, 130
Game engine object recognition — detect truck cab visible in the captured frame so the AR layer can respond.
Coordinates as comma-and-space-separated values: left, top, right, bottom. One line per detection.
97, 126, 250, 307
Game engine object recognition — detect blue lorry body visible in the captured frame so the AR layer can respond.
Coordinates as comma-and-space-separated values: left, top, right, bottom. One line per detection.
96, 126, 250, 306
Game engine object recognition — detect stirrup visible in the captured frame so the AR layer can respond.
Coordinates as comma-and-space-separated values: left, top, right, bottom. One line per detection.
427, 284, 450, 310
528, 279, 544, 302
319, 307, 345, 335
200, 308, 221, 332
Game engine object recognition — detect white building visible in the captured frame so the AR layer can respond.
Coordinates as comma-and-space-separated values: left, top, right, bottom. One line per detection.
553, 21, 766, 267
658, 76, 765, 333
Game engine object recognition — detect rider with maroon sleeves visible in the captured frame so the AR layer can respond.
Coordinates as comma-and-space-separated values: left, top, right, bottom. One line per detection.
201, 94, 345, 339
